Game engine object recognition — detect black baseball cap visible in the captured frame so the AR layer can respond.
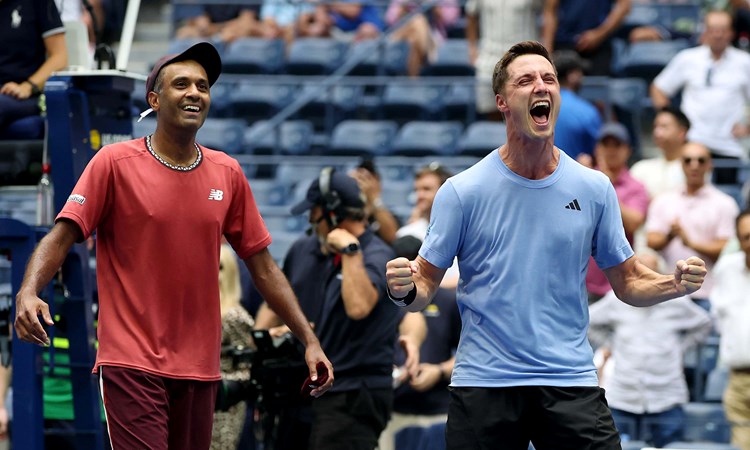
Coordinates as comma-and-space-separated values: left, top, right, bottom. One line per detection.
291, 171, 365, 215
145, 41, 222, 104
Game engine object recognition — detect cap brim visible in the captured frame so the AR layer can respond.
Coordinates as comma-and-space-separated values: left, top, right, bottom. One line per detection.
290, 199, 314, 215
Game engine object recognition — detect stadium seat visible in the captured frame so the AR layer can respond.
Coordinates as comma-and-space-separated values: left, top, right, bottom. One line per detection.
682, 402, 732, 443
579, 76, 613, 121
327, 120, 399, 157
422, 39, 474, 76
609, 77, 648, 158
379, 81, 449, 124
244, 120, 314, 156
663, 442, 739, 449
391, 121, 464, 157
224, 81, 297, 124
267, 230, 300, 263
620, 441, 649, 450
703, 365, 729, 403
611, 39, 691, 82
0, 116, 45, 140
196, 118, 246, 154
346, 40, 410, 76
457, 121, 507, 157
223, 38, 286, 74
296, 83, 364, 134
443, 81, 477, 124
166, 37, 225, 57
286, 38, 348, 75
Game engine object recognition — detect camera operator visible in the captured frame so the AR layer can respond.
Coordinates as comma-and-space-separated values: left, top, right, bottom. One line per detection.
254, 168, 425, 450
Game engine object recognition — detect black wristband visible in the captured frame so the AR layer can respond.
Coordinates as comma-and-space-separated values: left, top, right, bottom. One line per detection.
387, 282, 416, 307
26, 80, 41, 96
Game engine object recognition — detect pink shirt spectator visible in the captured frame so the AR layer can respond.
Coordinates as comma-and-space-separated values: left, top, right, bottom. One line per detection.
587, 168, 650, 297
645, 185, 739, 299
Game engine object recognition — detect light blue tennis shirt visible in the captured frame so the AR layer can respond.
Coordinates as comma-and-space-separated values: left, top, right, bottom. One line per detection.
420, 149, 633, 387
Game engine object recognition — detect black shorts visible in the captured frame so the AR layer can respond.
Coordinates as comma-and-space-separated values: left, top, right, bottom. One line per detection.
445, 385, 621, 450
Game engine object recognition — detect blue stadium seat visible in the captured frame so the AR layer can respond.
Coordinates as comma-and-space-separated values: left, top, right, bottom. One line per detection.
224, 81, 297, 124
296, 83, 364, 134
579, 76, 613, 121
223, 38, 286, 74
664, 442, 739, 449
0, 116, 45, 140
379, 81, 449, 123
244, 120, 314, 156
443, 82, 477, 124
620, 440, 649, 450
609, 77, 648, 158
346, 40, 410, 76
167, 37, 225, 57
682, 402, 732, 443
611, 39, 691, 82
703, 366, 729, 403
286, 38, 348, 75
196, 118, 246, 153
268, 230, 300, 263
422, 39, 474, 76
457, 121, 507, 157
327, 120, 399, 157
391, 121, 464, 157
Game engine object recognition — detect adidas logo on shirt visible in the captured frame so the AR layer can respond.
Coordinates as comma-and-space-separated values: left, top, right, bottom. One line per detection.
565, 199, 581, 211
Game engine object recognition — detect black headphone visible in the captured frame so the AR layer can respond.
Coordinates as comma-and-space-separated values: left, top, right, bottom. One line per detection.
318, 166, 344, 228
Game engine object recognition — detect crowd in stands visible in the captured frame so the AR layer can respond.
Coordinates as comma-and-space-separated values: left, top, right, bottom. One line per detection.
4, 0, 750, 449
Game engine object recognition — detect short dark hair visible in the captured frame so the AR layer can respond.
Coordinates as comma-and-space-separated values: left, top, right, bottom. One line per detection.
415, 162, 452, 185
657, 106, 691, 131
492, 41, 554, 95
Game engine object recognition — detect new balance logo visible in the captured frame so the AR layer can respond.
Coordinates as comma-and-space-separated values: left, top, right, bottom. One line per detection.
208, 189, 224, 201
565, 199, 581, 211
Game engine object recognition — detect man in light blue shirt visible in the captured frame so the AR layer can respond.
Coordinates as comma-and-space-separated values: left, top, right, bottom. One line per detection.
386, 40, 708, 450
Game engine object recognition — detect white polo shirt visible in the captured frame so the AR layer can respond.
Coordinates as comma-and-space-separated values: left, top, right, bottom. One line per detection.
653, 45, 750, 158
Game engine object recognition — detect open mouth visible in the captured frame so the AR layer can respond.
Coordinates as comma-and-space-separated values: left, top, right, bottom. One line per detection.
530, 100, 551, 125
183, 105, 201, 113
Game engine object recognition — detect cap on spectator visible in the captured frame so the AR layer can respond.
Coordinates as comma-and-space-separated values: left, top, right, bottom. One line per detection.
291, 170, 366, 215
553, 50, 590, 78
598, 122, 631, 145
139, 42, 222, 121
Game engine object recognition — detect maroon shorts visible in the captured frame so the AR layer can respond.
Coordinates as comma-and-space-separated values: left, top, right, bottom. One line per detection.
99, 366, 219, 450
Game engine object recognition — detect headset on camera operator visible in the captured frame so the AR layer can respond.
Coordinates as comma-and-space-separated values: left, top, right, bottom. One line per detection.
254, 167, 426, 450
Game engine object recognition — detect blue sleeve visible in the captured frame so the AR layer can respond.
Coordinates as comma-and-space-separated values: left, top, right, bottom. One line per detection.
419, 181, 464, 269
592, 182, 634, 269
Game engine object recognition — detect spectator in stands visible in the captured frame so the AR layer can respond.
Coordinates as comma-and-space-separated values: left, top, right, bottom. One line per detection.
589, 252, 712, 448
586, 122, 650, 302
386, 40, 707, 449
350, 159, 400, 244
212, 245, 255, 450
396, 162, 451, 241
651, 10, 750, 185
466, 0, 541, 121
541, 0, 632, 75
385, 0, 461, 77
13, 42, 333, 449
646, 142, 739, 310
379, 235, 461, 450
296, 2, 383, 42
552, 50, 603, 163
255, 168, 425, 450
260, 0, 314, 44
631, 106, 690, 200
176, 5, 274, 43
0, 0, 67, 135
711, 208, 750, 450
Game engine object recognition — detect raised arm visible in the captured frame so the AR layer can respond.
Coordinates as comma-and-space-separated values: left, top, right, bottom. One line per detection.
386, 255, 446, 312
604, 254, 706, 307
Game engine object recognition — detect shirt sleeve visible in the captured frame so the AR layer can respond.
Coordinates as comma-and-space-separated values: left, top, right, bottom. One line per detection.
419, 181, 464, 269
653, 50, 688, 98
224, 159, 272, 260
592, 182, 634, 269
39, 0, 65, 37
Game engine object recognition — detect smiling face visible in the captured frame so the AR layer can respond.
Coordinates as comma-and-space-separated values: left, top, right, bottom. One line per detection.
496, 54, 560, 141
148, 60, 211, 132
681, 142, 712, 190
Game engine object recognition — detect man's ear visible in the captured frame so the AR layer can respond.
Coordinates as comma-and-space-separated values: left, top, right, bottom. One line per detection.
147, 91, 160, 111
495, 93, 508, 114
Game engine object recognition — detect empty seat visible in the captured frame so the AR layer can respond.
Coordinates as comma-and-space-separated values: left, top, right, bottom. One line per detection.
663, 442, 739, 449
346, 40, 409, 76
327, 120, 399, 157
682, 402, 732, 443
286, 38, 348, 75
703, 365, 729, 403
0, 116, 45, 140
196, 118, 246, 153
443, 82, 477, 124
296, 83, 364, 133
267, 231, 300, 264
457, 121, 507, 157
422, 39, 474, 76
609, 77, 648, 158
223, 38, 286, 74
244, 120, 314, 155
166, 37, 224, 57
380, 81, 449, 123
391, 121, 464, 157
611, 39, 691, 82
225, 81, 297, 123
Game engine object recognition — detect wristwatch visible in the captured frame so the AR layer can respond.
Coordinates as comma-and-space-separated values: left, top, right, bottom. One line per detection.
339, 243, 361, 255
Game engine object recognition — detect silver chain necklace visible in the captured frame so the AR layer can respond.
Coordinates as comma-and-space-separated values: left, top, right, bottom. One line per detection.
146, 134, 202, 172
